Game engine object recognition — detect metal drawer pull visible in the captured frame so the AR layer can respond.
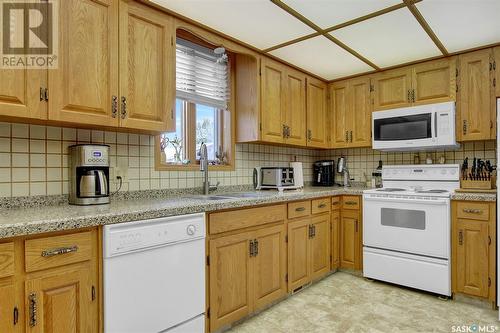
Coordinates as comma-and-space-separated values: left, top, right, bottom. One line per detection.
295, 207, 306, 212
41, 245, 78, 257
462, 208, 483, 214
318, 203, 326, 208
345, 201, 357, 205
29, 293, 37, 327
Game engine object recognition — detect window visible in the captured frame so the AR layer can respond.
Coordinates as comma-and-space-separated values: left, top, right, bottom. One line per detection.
158, 35, 232, 169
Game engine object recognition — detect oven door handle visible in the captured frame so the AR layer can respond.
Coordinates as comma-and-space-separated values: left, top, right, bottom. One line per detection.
363, 196, 449, 206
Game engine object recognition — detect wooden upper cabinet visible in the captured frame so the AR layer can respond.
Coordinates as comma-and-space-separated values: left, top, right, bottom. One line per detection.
119, 0, 175, 132
48, 0, 119, 127
309, 214, 330, 281
455, 219, 489, 298
284, 69, 307, 146
330, 81, 349, 148
495, 47, 500, 97
350, 77, 372, 147
209, 232, 252, 332
372, 68, 412, 111
0, 69, 46, 120
252, 225, 287, 311
412, 58, 456, 106
25, 267, 97, 333
306, 77, 328, 148
260, 58, 286, 144
458, 49, 492, 141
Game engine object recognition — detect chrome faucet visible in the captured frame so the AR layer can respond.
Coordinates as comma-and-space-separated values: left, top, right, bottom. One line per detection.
199, 143, 219, 195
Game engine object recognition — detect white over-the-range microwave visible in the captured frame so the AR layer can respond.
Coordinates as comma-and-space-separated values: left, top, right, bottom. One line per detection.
372, 101, 460, 151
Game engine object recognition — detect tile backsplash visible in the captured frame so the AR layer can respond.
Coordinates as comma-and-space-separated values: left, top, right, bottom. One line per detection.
0, 122, 318, 197
0, 121, 495, 198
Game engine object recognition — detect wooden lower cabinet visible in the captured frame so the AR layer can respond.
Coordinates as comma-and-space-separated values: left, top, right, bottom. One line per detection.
0, 281, 17, 333
331, 210, 340, 270
25, 267, 97, 333
287, 213, 330, 292
452, 201, 496, 301
340, 208, 362, 270
208, 224, 287, 332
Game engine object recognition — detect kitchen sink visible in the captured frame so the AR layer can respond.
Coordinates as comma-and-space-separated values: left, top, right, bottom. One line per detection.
185, 195, 233, 201
219, 192, 265, 198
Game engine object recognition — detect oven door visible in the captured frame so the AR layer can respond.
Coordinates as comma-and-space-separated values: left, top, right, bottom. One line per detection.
363, 195, 450, 259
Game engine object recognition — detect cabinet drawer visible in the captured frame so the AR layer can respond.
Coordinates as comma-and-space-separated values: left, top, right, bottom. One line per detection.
456, 202, 489, 221
25, 231, 92, 273
312, 198, 331, 215
288, 200, 311, 219
342, 196, 360, 210
331, 196, 341, 210
0, 242, 14, 278
209, 204, 286, 235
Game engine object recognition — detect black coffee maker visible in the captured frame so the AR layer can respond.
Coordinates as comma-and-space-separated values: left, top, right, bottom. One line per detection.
313, 160, 335, 186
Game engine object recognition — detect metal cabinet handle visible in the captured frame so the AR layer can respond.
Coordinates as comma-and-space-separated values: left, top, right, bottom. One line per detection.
29, 293, 37, 327
307, 129, 312, 141
121, 96, 127, 119
41, 245, 78, 258
462, 208, 483, 214
249, 240, 254, 257
345, 131, 348, 143
407, 90, 411, 103
282, 124, 287, 138
111, 95, 118, 118
286, 126, 290, 138
355, 220, 358, 233
308, 225, 313, 238
254, 239, 258, 256
13, 306, 18, 325
412, 89, 416, 103
295, 207, 306, 212
349, 131, 353, 143
91, 286, 96, 301
312, 225, 316, 238
318, 203, 326, 208
345, 201, 357, 206
463, 120, 467, 135
458, 230, 463, 246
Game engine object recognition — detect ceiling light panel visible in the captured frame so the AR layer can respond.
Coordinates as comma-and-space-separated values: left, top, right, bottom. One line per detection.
282, 0, 401, 29
416, 0, 500, 53
330, 8, 441, 68
269, 36, 373, 80
152, 0, 315, 50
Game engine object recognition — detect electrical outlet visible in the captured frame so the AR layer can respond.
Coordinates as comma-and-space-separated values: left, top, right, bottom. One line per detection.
114, 158, 129, 182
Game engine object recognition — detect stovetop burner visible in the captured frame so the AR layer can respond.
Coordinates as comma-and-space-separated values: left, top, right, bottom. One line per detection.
376, 188, 405, 192
416, 189, 449, 194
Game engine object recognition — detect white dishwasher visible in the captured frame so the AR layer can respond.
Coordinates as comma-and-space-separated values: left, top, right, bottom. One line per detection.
103, 213, 205, 333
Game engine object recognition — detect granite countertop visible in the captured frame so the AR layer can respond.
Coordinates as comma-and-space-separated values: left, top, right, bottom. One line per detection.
0, 186, 366, 239
0, 186, 495, 239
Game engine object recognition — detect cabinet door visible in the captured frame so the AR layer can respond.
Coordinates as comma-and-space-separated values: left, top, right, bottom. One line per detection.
306, 77, 328, 148
412, 58, 456, 106
350, 77, 372, 148
48, 0, 119, 127
310, 214, 330, 281
25, 267, 97, 333
496, 47, 500, 98
252, 225, 287, 311
331, 210, 340, 270
0, 69, 45, 120
287, 218, 310, 291
340, 210, 360, 270
458, 49, 492, 141
0, 282, 17, 333
330, 82, 349, 148
260, 58, 285, 144
209, 232, 253, 332
372, 68, 412, 111
119, 1, 175, 132
456, 219, 489, 298
284, 70, 307, 146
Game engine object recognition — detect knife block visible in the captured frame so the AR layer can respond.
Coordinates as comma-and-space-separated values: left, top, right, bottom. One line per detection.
460, 176, 496, 190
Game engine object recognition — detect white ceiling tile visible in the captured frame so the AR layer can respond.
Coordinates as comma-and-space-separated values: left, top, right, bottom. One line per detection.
152, 0, 315, 50
282, 0, 401, 29
330, 8, 441, 68
269, 36, 373, 80
416, 0, 500, 53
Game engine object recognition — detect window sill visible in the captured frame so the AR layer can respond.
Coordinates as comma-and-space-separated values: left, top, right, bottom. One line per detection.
155, 163, 235, 171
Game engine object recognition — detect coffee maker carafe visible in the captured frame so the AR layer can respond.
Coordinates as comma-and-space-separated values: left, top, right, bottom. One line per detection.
69, 144, 110, 205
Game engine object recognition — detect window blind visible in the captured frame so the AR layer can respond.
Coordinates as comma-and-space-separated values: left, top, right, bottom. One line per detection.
176, 38, 229, 109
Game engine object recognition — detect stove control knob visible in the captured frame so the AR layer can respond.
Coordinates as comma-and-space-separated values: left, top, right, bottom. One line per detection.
186, 224, 196, 236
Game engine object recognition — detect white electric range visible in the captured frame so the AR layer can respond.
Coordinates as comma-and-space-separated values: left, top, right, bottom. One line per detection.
363, 164, 460, 296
